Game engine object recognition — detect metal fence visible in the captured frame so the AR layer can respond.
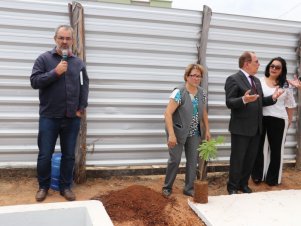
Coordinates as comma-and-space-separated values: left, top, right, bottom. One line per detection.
0, 0, 300, 167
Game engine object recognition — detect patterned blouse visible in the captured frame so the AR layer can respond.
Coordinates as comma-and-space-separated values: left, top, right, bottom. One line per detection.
170, 89, 207, 136
260, 77, 296, 119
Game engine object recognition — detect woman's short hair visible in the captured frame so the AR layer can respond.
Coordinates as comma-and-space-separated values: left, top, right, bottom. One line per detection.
184, 64, 205, 81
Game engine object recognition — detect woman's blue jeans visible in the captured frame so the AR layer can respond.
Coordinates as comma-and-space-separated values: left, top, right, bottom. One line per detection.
37, 116, 81, 191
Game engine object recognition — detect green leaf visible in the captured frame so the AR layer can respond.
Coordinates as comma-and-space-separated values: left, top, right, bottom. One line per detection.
197, 136, 224, 161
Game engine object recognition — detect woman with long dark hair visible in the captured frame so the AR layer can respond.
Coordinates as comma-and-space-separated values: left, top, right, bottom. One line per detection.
252, 57, 296, 186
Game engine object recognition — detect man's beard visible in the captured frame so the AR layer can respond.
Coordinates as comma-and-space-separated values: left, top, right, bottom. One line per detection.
58, 47, 72, 54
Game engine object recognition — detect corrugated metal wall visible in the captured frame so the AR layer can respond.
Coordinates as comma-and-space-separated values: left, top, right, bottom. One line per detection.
83, 1, 202, 166
0, 0, 70, 166
0, 0, 300, 168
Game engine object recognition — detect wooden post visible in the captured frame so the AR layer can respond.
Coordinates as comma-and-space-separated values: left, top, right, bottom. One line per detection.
197, 5, 212, 89
196, 5, 212, 179
68, 2, 87, 183
296, 33, 301, 170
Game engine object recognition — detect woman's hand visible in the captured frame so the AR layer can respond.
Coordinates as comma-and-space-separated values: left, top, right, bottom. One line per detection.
167, 135, 177, 149
205, 130, 211, 141
272, 86, 284, 101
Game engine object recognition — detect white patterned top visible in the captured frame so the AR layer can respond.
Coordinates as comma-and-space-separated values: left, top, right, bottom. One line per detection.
260, 77, 296, 119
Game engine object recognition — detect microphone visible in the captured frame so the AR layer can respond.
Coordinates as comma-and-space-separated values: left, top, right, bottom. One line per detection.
62, 49, 68, 61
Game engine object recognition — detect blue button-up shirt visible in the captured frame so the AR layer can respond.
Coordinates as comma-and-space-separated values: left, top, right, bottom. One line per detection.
30, 48, 89, 118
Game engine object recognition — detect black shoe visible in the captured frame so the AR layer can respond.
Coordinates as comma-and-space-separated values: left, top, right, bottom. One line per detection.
35, 188, 48, 202
162, 188, 172, 197
252, 178, 261, 184
239, 186, 252, 193
228, 189, 238, 195
183, 190, 194, 197
266, 181, 278, 186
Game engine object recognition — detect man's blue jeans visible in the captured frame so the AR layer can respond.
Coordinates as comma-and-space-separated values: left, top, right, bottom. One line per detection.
37, 116, 81, 191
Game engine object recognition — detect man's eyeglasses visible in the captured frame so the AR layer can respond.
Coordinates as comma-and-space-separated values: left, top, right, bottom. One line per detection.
56, 36, 72, 41
189, 74, 203, 79
270, 64, 282, 70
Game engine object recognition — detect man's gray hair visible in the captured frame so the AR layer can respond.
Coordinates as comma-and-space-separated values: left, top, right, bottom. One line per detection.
54, 25, 74, 38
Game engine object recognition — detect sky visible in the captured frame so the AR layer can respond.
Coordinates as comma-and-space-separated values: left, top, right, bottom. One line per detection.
172, 0, 301, 22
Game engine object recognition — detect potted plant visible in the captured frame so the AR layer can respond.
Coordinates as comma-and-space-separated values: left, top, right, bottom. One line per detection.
194, 136, 224, 203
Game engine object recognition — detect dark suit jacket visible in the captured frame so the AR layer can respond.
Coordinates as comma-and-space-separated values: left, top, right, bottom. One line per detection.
225, 70, 275, 136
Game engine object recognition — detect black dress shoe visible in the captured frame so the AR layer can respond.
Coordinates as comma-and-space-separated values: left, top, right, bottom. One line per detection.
266, 181, 278, 186
252, 178, 261, 184
239, 186, 252, 193
228, 189, 238, 195
183, 190, 194, 197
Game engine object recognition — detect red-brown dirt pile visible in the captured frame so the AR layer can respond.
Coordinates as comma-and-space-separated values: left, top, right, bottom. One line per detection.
92, 185, 176, 226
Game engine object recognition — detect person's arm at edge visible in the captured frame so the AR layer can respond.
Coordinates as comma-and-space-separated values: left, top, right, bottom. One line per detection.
77, 66, 89, 117
286, 107, 295, 128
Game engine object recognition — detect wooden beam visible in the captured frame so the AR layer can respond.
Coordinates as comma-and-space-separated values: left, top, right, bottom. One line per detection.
197, 5, 212, 179
69, 1, 88, 183
197, 5, 212, 94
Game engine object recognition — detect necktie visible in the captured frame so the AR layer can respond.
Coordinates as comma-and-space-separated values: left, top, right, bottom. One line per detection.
249, 75, 257, 94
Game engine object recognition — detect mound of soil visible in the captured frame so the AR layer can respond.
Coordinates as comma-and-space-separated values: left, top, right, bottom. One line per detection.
92, 185, 176, 226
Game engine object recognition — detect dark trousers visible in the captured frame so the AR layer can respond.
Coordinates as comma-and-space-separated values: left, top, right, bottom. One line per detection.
37, 116, 81, 190
252, 116, 285, 185
227, 132, 260, 191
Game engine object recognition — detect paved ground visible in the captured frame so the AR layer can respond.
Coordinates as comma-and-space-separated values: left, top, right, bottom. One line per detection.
189, 189, 301, 226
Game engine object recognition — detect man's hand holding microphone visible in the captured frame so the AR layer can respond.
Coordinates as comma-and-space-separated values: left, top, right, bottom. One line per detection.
55, 49, 68, 76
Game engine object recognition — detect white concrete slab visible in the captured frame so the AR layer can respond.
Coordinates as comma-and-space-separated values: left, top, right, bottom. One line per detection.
188, 189, 301, 226
0, 200, 113, 226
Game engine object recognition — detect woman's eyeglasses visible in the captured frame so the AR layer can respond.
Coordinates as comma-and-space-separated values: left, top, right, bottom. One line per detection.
270, 64, 282, 70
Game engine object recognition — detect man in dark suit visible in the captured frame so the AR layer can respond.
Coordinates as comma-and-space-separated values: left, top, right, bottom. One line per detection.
225, 51, 283, 195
